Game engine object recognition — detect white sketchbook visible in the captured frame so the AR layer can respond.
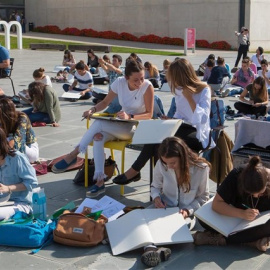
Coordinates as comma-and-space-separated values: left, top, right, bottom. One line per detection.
131, 119, 182, 144
106, 208, 193, 255
194, 198, 270, 237
61, 91, 81, 99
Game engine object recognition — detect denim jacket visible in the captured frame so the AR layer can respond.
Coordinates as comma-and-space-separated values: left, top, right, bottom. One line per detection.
0, 151, 38, 204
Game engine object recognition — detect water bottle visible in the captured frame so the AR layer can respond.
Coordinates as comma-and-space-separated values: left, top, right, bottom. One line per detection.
32, 187, 47, 220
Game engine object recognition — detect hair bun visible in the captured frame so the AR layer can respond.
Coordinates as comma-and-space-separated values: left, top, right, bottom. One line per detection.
39, 68, 45, 72
248, 156, 261, 168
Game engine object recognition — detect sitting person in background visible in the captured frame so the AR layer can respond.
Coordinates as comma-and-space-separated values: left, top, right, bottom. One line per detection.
102, 54, 111, 64
33, 67, 52, 87
234, 76, 268, 117
0, 98, 39, 163
202, 59, 215, 82
194, 156, 270, 252
130, 52, 143, 63
257, 59, 270, 93
62, 62, 93, 100
222, 59, 255, 97
207, 57, 230, 96
144, 61, 160, 88
245, 56, 257, 75
141, 137, 210, 267
87, 49, 99, 74
51, 70, 69, 83
0, 128, 38, 220
98, 54, 123, 112
160, 59, 171, 87
251, 46, 265, 72
197, 54, 216, 76
62, 50, 76, 70
23, 82, 61, 127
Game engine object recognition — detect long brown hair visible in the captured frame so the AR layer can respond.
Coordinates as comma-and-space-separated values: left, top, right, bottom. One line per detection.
252, 76, 268, 102
0, 98, 24, 136
158, 137, 210, 193
144, 61, 159, 78
167, 58, 208, 94
28, 81, 45, 105
0, 128, 15, 158
238, 156, 270, 197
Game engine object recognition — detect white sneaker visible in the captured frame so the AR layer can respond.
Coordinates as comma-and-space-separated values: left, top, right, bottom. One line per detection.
221, 89, 230, 97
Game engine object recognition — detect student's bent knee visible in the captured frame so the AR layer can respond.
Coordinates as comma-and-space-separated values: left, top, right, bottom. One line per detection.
93, 133, 103, 141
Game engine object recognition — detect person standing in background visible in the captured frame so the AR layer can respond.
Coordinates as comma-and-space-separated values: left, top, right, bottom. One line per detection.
21, 12, 26, 33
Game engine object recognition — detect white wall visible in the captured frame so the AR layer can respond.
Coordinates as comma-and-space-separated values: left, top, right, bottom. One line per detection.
25, 0, 266, 50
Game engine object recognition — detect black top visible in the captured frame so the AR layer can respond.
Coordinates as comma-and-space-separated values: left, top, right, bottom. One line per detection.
87, 55, 99, 68
207, 66, 229, 84
217, 167, 270, 212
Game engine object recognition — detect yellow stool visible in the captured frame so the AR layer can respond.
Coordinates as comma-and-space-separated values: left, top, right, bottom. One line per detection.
84, 117, 131, 195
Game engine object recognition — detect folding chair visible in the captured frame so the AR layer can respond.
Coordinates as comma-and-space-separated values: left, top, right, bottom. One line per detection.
0, 58, 16, 96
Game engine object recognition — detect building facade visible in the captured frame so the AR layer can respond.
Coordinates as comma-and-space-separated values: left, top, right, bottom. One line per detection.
24, 0, 269, 50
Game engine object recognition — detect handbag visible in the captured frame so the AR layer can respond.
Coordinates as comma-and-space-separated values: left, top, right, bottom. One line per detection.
0, 211, 56, 253
33, 161, 48, 176
53, 210, 108, 247
73, 156, 119, 186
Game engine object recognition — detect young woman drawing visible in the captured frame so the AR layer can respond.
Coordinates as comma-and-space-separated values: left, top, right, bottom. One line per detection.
0, 128, 38, 220
194, 156, 270, 252
141, 137, 210, 267
52, 60, 154, 198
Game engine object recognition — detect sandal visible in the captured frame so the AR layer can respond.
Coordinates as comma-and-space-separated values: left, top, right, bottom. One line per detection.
51, 157, 77, 173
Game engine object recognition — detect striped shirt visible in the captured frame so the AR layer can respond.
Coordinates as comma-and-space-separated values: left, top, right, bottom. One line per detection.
74, 71, 93, 89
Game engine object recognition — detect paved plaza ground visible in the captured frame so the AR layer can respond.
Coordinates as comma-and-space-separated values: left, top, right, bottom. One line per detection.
0, 32, 269, 269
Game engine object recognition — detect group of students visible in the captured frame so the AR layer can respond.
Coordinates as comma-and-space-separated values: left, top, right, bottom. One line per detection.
1, 50, 270, 266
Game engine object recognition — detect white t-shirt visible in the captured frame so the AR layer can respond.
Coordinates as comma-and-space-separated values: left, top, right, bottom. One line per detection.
258, 69, 270, 87
251, 54, 264, 68
74, 71, 93, 89
111, 77, 151, 115
35, 75, 52, 87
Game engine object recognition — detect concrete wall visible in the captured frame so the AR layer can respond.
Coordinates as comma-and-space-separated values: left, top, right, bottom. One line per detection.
25, 0, 266, 50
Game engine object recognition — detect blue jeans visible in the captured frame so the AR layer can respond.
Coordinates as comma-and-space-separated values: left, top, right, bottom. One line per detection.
228, 88, 243, 96
104, 96, 122, 114
167, 97, 176, 118
62, 84, 92, 99
23, 108, 51, 123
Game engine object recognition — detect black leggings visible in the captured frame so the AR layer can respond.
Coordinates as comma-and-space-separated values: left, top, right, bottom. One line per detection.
199, 219, 270, 244
132, 123, 203, 172
234, 102, 267, 116
234, 44, 249, 67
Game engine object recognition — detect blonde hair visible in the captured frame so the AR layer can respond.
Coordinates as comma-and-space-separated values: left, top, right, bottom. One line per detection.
33, 67, 45, 79
163, 59, 171, 70
167, 58, 208, 94
144, 61, 159, 78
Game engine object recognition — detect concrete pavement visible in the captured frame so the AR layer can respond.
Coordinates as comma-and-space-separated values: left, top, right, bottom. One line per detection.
0, 32, 269, 269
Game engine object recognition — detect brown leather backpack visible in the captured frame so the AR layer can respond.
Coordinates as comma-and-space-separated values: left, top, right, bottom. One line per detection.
53, 211, 107, 247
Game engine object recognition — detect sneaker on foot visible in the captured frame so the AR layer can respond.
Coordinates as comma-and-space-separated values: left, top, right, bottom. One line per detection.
221, 89, 230, 97
193, 231, 226, 246
247, 237, 270, 252
141, 247, 171, 267
86, 184, 105, 198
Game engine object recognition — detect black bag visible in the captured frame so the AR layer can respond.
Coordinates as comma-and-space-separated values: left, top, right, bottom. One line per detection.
73, 156, 119, 186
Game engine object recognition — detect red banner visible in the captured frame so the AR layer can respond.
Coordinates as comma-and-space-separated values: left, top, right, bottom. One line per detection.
187, 28, 196, 48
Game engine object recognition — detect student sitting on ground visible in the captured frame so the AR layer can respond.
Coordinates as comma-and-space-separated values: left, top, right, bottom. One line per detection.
144, 61, 160, 88
245, 56, 257, 75
51, 70, 69, 83
0, 98, 39, 163
130, 52, 143, 63
160, 59, 171, 87
234, 76, 268, 117
98, 54, 123, 111
141, 137, 210, 267
62, 62, 93, 100
257, 59, 270, 93
52, 60, 154, 198
33, 67, 52, 87
197, 54, 216, 76
223, 59, 255, 97
87, 49, 99, 74
202, 59, 215, 82
0, 128, 38, 220
251, 46, 265, 72
194, 156, 270, 252
23, 82, 61, 127
207, 57, 230, 96
62, 49, 76, 70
